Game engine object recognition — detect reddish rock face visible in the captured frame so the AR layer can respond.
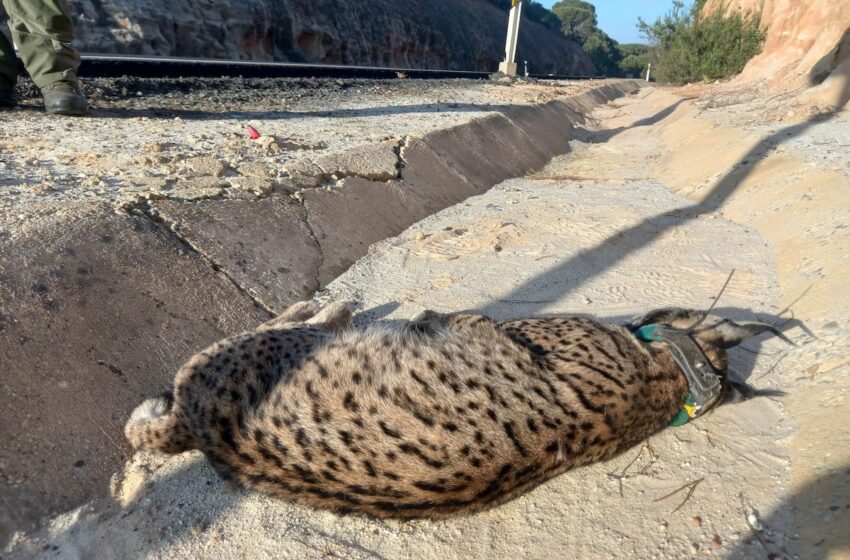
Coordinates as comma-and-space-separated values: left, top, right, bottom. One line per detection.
702, 0, 850, 88
65, 0, 595, 75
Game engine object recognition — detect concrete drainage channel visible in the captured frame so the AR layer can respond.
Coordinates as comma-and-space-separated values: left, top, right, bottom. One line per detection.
142, 81, 640, 312
0, 81, 639, 544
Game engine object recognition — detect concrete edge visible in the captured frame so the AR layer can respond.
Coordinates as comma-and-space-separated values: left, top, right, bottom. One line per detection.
151, 80, 642, 311
297, 80, 642, 287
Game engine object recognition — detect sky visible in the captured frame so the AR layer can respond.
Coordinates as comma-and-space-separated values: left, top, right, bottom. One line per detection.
538, 0, 686, 44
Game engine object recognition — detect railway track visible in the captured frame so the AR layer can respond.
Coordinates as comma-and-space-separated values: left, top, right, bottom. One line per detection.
79, 54, 596, 81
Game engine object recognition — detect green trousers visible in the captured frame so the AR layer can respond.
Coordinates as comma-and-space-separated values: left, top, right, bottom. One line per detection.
0, 0, 79, 90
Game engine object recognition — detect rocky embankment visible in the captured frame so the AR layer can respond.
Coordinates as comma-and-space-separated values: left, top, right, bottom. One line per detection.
703, 0, 850, 106
65, 0, 594, 75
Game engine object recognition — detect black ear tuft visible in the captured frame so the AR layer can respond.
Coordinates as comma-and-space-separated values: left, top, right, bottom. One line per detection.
626, 307, 699, 330
704, 320, 795, 349
724, 380, 786, 405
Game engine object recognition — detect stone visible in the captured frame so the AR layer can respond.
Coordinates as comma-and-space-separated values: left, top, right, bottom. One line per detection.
284, 159, 324, 189
185, 156, 228, 177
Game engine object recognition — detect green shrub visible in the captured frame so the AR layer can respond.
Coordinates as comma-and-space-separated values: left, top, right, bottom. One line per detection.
638, 0, 766, 85
617, 43, 651, 78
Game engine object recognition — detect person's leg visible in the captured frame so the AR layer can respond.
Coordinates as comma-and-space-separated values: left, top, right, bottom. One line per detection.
2, 0, 85, 114
2, 0, 78, 87
0, 25, 19, 106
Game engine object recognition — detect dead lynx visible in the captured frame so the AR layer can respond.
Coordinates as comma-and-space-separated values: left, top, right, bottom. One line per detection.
126, 301, 784, 518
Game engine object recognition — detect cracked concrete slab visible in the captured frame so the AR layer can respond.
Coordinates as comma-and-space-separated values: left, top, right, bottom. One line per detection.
397, 137, 483, 211
302, 178, 434, 285
152, 198, 323, 313
0, 204, 267, 544
501, 101, 578, 159
422, 114, 549, 191
313, 142, 401, 182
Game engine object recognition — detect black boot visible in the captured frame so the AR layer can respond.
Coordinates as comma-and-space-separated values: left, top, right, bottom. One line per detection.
41, 80, 87, 116
0, 87, 15, 108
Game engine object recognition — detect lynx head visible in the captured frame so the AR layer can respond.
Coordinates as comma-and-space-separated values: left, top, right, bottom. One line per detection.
626, 307, 790, 406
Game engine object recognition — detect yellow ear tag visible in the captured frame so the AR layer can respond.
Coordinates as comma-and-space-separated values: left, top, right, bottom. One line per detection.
669, 394, 698, 427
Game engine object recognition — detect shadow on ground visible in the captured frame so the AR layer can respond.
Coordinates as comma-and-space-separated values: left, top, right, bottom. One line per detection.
722, 464, 850, 560
52, 454, 388, 559
573, 97, 694, 143
479, 85, 848, 319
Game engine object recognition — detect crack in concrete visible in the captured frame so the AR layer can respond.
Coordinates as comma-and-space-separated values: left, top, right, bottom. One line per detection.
116, 191, 229, 212
122, 199, 276, 317
301, 206, 326, 292
294, 137, 410, 191
394, 136, 410, 180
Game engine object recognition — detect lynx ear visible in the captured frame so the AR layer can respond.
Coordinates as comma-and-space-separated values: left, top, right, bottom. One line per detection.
696, 320, 794, 348
626, 308, 701, 330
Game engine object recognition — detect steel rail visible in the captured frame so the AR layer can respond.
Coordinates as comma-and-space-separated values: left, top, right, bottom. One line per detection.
78, 54, 596, 81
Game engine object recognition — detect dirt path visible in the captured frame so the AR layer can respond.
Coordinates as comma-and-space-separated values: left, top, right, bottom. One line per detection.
575, 88, 850, 559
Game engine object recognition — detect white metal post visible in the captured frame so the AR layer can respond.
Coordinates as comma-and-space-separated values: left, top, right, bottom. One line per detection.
498, 0, 523, 76
645, 62, 652, 82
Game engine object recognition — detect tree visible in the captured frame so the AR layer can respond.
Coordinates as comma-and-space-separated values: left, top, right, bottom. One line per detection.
582, 30, 621, 76
551, 1, 627, 76
551, 0, 598, 43
638, 0, 766, 84
617, 43, 651, 78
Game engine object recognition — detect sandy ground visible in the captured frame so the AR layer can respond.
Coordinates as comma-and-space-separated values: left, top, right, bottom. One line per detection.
3, 81, 849, 559
598, 87, 850, 560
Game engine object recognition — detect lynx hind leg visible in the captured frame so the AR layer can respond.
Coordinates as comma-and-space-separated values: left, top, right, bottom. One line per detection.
258, 300, 322, 331
410, 309, 494, 333
409, 309, 450, 331
305, 301, 356, 331
125, 392, 193, 454
443, 312, 495, 332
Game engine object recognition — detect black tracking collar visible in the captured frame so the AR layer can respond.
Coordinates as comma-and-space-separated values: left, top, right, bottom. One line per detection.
632, 324, 724, 423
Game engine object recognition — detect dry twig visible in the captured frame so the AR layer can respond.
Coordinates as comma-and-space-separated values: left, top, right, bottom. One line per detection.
294, 536, 344, 559
653, 478, 704, 513
738, 492, 779, 556
754, 351, 790, 382
607, 443, 657, 497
